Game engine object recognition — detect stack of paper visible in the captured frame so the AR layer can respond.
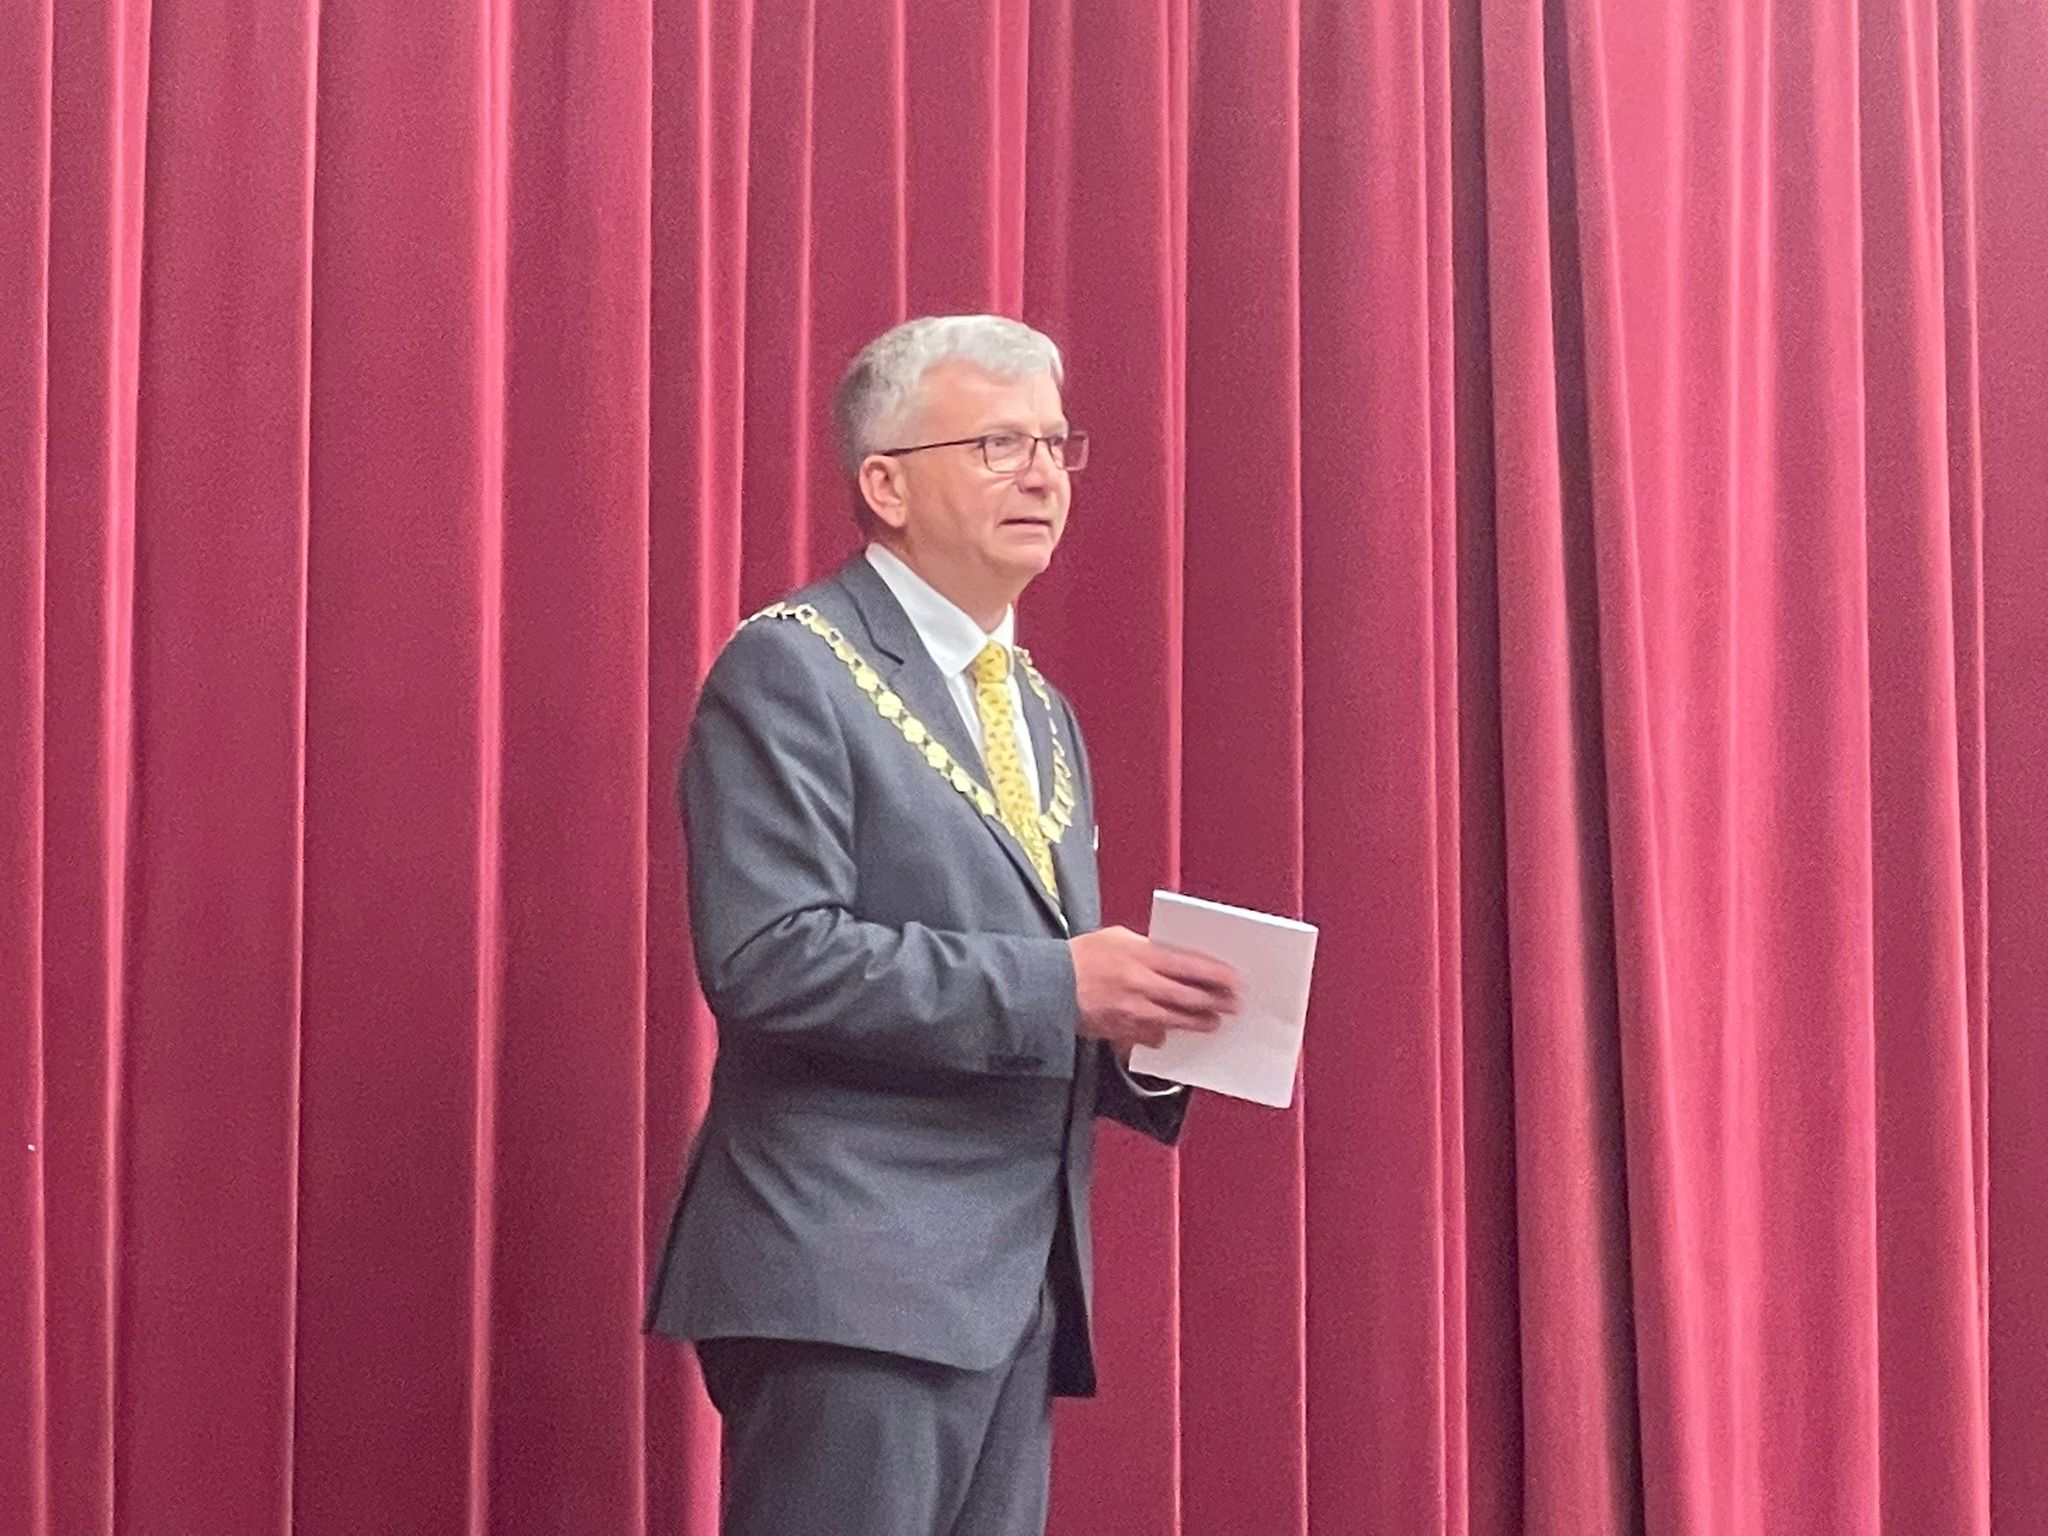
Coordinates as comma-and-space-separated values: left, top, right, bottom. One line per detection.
1127, 890, 1319, 1109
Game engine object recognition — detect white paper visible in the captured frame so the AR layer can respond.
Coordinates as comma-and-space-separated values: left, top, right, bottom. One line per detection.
1126, 891, 1318, 1108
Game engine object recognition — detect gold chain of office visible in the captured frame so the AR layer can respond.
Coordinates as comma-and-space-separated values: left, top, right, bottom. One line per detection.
739, 602, 1078, 847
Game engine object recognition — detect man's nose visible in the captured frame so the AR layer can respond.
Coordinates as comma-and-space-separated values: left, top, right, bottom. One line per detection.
1014, 441, 1057, 488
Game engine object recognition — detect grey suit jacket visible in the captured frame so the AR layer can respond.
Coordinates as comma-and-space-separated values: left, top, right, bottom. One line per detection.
644, 554, 1186, 1397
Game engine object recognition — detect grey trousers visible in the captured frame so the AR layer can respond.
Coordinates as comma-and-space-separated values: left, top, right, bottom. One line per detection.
695, 1287, 1057, 1536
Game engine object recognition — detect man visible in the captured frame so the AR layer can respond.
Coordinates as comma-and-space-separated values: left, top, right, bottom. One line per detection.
645, 315, 1240, 1535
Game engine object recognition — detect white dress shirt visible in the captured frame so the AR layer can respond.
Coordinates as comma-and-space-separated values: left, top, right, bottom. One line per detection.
864, 543, 1041, 803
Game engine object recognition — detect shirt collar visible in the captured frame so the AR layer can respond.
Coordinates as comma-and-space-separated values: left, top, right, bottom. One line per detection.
864, 543, 1016, 679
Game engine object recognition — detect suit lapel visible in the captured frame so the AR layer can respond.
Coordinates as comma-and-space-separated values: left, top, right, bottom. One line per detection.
836, 558, 1069, 933
885, 642, 988, 785
1026, 687, 1099, 933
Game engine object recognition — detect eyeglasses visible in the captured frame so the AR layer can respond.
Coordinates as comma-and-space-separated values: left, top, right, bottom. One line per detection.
878, 430, 1090, 475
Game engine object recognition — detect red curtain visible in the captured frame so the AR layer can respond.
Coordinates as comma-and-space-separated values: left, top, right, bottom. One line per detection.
4, 0, 2045, 1532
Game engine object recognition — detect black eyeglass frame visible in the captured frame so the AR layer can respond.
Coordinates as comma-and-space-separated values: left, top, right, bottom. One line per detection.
876, 430, 1090, 473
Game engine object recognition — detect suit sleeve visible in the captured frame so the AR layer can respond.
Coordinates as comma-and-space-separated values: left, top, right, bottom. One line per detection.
1095, 1041, 1193, 1143
1059, 694, 1195, 1145
682, 621, 1080, 1080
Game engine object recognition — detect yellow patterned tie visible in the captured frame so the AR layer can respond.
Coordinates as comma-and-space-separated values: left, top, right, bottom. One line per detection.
971, 641, 1058, 901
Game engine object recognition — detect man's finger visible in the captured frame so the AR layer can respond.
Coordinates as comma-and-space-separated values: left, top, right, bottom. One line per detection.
1141, 995, 1224, 1034
1147, 943, 1241, 1001
1139, 972, 1229, 1020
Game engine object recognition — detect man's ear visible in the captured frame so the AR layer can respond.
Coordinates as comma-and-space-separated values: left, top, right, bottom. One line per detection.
859, 454, 911, 532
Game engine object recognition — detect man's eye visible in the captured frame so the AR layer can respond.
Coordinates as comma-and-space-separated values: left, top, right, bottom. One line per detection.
983, 432, 1028, 453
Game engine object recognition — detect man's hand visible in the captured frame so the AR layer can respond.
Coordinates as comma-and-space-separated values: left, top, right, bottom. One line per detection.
1069, 926, 1242, 1051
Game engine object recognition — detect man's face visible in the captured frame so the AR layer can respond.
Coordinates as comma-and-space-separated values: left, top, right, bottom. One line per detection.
867, 362, 1071, 604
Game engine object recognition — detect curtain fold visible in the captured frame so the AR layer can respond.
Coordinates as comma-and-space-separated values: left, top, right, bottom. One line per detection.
2, 1, 2043, 1532
1980, 6, 2048, 1532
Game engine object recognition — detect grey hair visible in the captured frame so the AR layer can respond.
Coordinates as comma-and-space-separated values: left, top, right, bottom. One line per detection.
833, 315, 1064, 475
